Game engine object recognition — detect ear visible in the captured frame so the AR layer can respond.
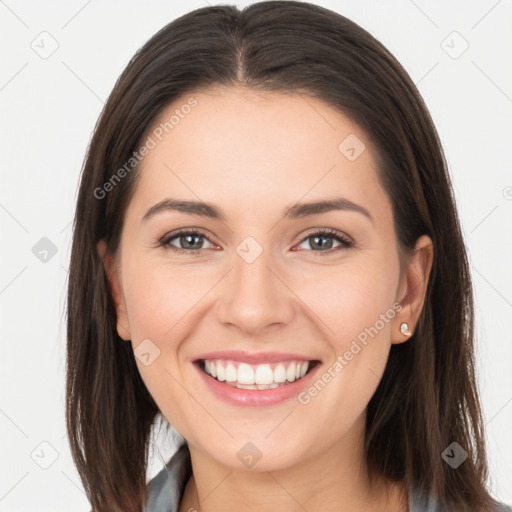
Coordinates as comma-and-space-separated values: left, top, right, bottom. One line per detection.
392, 234, 434, 344
97, 239, 131, 341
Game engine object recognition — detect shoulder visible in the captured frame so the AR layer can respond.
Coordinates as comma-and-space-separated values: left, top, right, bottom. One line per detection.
145, 442, 192, 512
409, 486, 512, 512
494, 503, 512, 512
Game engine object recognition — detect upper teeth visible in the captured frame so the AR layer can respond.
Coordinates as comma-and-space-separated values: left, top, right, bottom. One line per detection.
203, 359, 310, 385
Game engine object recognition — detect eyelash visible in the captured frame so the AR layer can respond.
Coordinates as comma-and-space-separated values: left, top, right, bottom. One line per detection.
156, 228, 354, 256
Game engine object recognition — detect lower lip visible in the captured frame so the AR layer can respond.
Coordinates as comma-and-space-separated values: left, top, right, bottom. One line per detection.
195, 362, 321, 407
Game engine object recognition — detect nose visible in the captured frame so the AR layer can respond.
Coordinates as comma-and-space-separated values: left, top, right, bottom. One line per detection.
215, 244, 295, 334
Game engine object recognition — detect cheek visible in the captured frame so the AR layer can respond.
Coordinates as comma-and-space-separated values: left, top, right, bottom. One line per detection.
123, 257, 207, 341
292, 254, 399, 348
292, 255, 399, 405
120, 255, 221, 400
327, 260, 399, 385
121, 262, 207, 434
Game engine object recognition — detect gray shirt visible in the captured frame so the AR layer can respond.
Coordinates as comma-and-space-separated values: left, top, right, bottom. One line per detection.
144, 443, 511, 512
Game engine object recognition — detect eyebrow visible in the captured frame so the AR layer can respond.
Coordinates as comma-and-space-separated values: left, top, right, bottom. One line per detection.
141, 197, 373, 224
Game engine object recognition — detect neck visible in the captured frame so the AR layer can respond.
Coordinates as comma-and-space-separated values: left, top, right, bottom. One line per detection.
179, 414, 408, 512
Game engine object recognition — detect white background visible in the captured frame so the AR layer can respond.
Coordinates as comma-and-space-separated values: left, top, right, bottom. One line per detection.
1, 0, 511, 510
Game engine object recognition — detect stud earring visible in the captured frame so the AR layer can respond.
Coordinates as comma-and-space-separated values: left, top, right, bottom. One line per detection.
400, 322, 411, 336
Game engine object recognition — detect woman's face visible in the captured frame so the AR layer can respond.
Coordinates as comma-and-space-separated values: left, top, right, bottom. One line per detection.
100, 86, 431, 471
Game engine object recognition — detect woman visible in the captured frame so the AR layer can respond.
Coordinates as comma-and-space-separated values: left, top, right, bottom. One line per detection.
65, 2, 511, 511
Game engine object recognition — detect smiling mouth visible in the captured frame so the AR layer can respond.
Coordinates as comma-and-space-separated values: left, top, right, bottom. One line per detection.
197, 358, 320, 390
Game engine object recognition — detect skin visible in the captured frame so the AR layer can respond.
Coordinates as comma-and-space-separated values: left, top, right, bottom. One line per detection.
98, 85, 433, 512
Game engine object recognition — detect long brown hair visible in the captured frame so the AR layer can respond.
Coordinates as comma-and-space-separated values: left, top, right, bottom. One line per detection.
66, 2, 498, 510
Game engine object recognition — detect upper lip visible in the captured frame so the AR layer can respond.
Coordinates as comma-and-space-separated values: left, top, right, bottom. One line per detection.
193, 350, 319, 364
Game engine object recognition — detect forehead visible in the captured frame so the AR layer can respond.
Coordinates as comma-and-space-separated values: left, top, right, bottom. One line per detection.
128, 86, 390, 224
